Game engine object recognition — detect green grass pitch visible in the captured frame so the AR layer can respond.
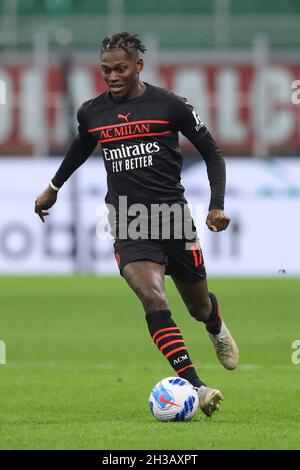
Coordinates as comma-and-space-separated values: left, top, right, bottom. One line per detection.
0, 276, 299, 450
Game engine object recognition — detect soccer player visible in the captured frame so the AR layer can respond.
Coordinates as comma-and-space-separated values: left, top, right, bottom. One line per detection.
35, 32, 239, 417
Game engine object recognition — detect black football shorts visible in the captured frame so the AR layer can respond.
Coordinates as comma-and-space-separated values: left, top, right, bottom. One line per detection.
114, 237, 206, 283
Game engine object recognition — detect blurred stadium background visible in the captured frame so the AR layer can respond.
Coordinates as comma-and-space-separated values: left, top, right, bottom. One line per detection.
0, 0, 300, 276
1, 1, 300, 451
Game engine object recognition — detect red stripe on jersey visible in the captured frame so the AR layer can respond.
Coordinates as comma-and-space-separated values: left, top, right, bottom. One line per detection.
99, 131, 172, 143
88, 120, 171, 132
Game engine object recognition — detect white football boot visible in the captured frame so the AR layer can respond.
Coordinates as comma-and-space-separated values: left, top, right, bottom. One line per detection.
208, 320, 239, 370
196, 386, 224, 417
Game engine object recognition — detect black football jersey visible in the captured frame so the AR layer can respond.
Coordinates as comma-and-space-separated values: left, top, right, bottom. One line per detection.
52, 83, 225, 211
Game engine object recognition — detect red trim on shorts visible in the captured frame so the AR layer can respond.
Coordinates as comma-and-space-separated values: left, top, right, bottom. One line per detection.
115, 252, 121, 267
192, 248, 199, 267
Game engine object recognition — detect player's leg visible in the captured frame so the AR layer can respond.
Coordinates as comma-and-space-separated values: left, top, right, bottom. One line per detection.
122, 260, 207, 389
115, 239, 223, 416
171, 275, 219, 329
165, 236, 239, 370
172, 275, 239, 370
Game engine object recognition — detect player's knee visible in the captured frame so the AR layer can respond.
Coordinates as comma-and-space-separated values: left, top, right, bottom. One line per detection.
187, 299, 211, 322
137, 286, 168, 311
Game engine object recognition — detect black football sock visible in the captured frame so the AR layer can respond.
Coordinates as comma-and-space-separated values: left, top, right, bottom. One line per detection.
204, 292, 222, 335
146, 309, 205, 388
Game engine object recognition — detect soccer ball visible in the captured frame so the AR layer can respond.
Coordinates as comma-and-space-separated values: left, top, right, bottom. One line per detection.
149, 377, 199, 422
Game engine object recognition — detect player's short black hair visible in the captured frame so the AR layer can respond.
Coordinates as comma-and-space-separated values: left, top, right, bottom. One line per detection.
101, 32, 146, 57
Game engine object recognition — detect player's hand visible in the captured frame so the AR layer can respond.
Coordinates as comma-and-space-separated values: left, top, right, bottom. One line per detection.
206, 209, 230, 232
34, 185, 58, 223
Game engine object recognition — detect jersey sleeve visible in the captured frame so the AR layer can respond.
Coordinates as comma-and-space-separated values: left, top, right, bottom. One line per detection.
171, 94, 226, 211
170, 94, 208, 142
51, 103, 97, 188
77, 103, 97, 143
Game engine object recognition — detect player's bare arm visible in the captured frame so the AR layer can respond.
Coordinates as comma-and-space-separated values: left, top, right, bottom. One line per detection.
206, 209, 230, 232
34, 185, 58, 223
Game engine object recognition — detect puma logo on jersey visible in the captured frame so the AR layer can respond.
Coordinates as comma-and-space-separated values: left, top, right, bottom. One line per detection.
117, 112, 131, 122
